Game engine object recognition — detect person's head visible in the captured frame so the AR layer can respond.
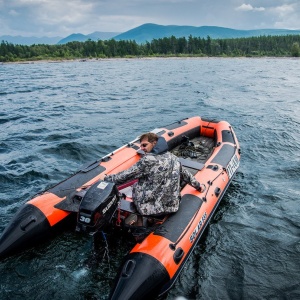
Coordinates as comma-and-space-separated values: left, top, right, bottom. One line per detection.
139, 132, 158, 153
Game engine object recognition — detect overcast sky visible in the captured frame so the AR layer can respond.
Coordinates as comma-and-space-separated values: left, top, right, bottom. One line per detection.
1, 0, 299, 37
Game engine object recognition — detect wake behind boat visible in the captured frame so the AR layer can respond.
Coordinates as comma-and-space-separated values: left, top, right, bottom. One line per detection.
0, 116, 240, 299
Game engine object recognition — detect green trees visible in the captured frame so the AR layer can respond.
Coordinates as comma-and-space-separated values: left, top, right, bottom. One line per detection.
1, 35, 300, 62
291, 42, 300, 57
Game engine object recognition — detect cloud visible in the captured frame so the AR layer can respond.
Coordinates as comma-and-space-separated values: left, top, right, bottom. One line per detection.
269, 3, 300, 29
235, 3, 265, 12
233, 2, 300, 29
27, 0, 94, 25
1, 0, 99, 36
9, 9, 19, 16
1, 0, 300, 37
272, 3, 295, 15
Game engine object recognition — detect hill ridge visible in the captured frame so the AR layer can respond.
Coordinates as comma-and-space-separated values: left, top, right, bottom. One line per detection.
1, 24, 300, 45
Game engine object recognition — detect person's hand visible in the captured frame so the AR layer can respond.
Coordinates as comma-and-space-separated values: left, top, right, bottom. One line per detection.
197, 183, 206, 193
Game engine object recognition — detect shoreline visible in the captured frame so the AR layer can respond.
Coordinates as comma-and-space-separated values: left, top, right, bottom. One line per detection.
2, 55, 297, 65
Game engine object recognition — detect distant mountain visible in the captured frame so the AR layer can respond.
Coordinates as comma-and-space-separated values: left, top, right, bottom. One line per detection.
2, 24, 300, 46
0, 31, 120, 46
113, 23, 300, 44
57, 31, 121, 44
0, 35, 62, 45
57, 33, 87, 44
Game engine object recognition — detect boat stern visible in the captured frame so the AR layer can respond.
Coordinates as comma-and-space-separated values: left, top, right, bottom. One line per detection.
0, 204, 51, 259
109, 252, 170, 300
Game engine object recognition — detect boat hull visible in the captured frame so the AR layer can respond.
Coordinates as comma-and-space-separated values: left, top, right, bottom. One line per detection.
0, 116, 240, 299
109, 252, 170, 300
0, 204, 51, 258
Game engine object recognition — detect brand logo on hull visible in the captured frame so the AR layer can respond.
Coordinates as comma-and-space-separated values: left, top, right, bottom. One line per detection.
190, 212, 207, 243
226, 154, 239, 179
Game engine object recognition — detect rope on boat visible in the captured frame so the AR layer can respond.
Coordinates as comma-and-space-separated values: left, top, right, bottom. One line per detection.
116, 200, 121, 226
91, 230, 111, 269
99, 231, 111, 268
170, 168, 224, 250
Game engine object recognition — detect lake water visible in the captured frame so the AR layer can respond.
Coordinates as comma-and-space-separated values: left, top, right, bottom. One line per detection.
0, 57, 300, 300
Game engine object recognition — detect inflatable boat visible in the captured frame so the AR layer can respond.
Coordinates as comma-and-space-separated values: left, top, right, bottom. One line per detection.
0, 116, 240, 299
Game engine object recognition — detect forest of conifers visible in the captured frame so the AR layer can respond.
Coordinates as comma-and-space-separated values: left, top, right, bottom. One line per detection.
1, 34, 300, 62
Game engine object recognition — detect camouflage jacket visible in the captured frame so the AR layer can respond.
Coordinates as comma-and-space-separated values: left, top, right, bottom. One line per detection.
105, 152, 200, 216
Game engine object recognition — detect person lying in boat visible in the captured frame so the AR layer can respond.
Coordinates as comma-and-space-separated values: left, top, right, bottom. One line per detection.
104, 132, 204, 217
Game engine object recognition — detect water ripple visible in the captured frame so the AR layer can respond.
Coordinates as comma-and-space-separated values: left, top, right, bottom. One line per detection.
0, 58, 300, 300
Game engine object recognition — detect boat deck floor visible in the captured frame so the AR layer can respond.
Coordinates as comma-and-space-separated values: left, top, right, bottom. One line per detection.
171, 136, 215, 175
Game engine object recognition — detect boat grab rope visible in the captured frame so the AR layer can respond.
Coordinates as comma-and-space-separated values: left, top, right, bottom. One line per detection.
116, 201, 122, 226
202, 168, 226, 201
170, 168, 225, 250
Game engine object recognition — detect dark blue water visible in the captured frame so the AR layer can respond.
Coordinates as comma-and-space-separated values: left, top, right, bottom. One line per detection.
0, 58, 299, 300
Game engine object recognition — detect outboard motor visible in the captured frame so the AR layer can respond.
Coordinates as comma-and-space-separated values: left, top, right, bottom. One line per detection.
76, 180, 119, 235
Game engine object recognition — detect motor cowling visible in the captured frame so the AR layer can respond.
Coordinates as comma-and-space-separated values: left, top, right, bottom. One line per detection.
76, 180, 119, 235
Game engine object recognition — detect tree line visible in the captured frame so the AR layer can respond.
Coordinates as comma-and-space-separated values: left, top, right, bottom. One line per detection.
1, 34, 300, 62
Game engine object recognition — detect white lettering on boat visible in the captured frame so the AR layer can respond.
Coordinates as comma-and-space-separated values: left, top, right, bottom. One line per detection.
102, 196, 116, 214
190, 212, 207, 243
79, 215, 91, 224
226, 154, 239, 179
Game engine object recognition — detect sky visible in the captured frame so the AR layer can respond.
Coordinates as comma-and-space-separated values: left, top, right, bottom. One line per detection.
1, 0, 300, 37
